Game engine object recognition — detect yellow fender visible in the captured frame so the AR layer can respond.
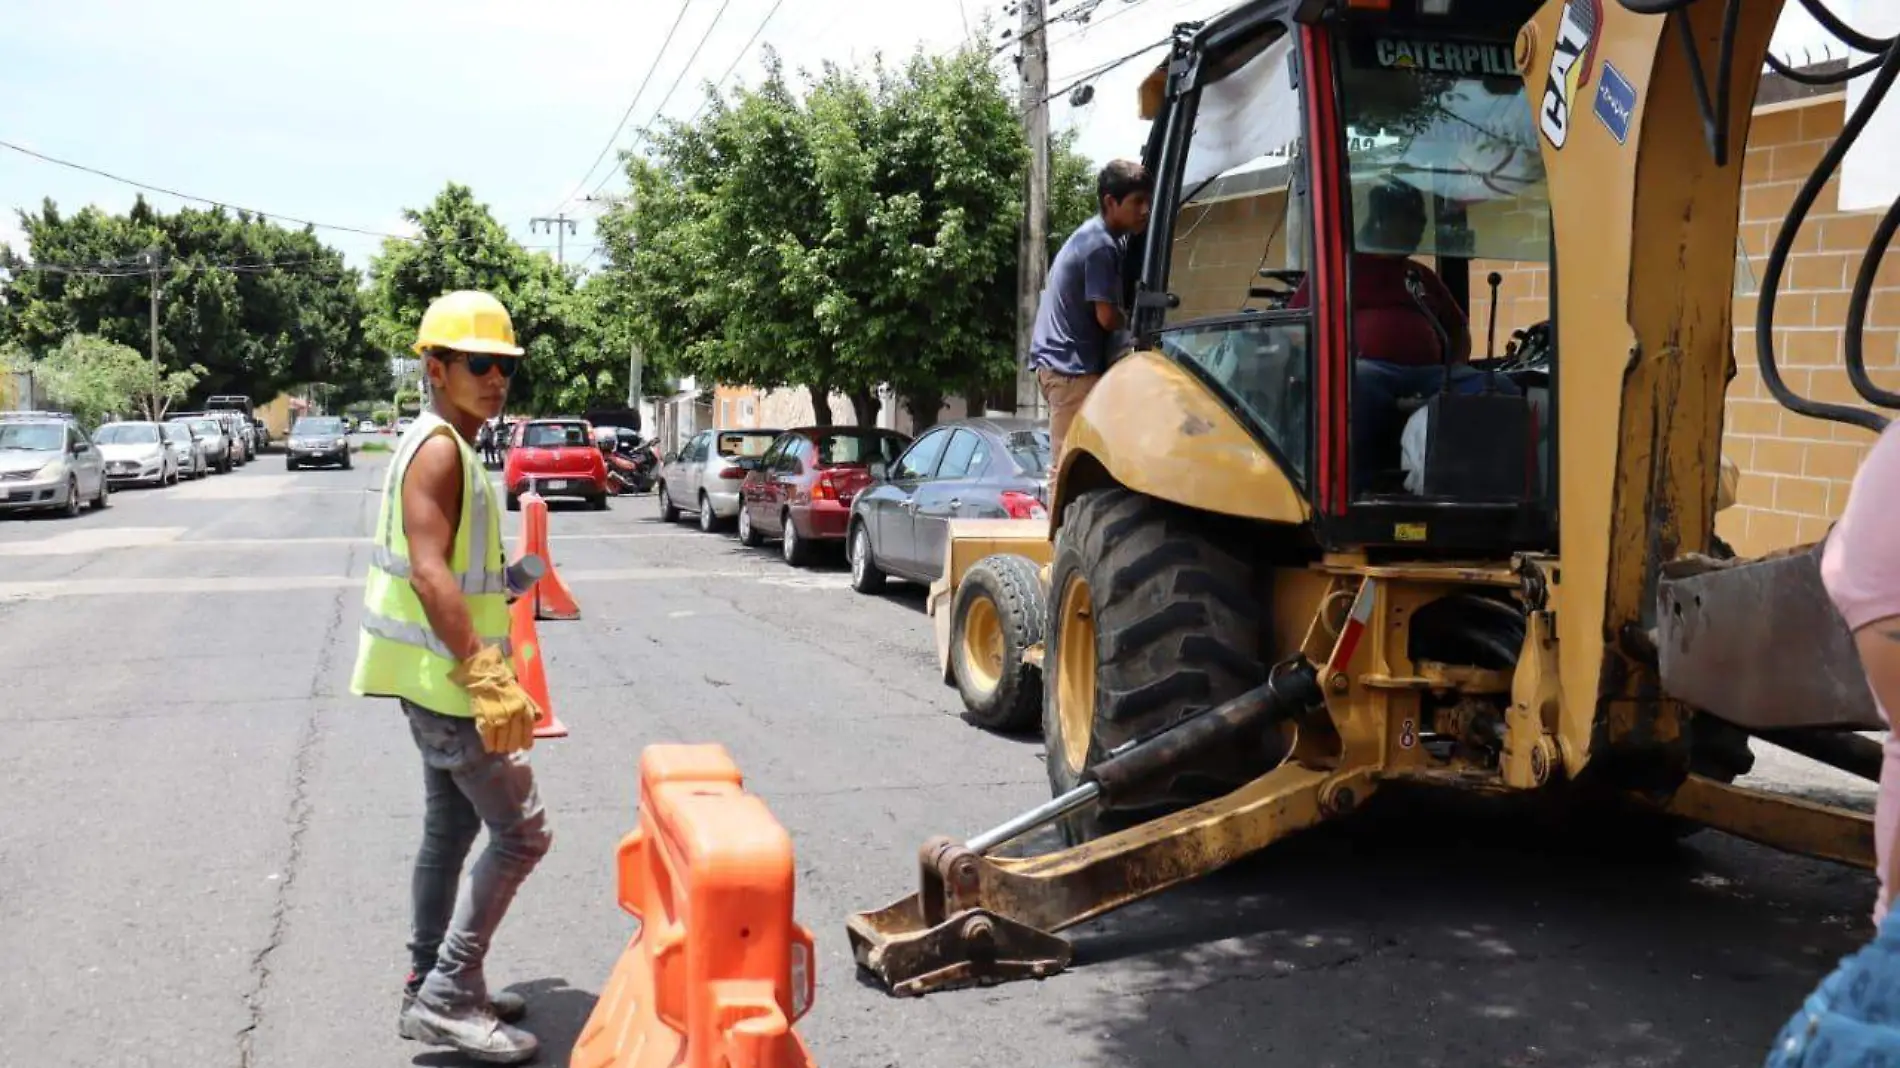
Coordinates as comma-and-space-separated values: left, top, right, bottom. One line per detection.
1054, 350, 1309, 529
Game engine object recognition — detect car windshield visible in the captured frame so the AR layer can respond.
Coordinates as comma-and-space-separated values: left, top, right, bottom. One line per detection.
296, 418, 344, 436
1340, 30, 1550, 263
1005, 430, 1052, 476
813, 433, 906, 466
524, 423, 589, 448
715, 431, 778, 459
95, 424, 161, 445
192, 419, 222, 436
0, 423, 64, 451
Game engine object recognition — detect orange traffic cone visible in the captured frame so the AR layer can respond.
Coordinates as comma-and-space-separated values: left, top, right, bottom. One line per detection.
521, 487, 582, 621
510, 585, 569, 739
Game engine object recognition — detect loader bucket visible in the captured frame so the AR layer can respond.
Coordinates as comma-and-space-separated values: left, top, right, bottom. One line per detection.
846, 893, 1072, 997
1656, 544, 1882, 732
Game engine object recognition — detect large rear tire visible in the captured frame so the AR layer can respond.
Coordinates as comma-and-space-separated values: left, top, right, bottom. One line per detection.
1042, 489, 1272, 844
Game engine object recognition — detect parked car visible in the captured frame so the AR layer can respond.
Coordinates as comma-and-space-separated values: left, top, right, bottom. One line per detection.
847, 418, 1052, 593
174, 415, 235, 473
221, 413, 253, 465
94, 421, 180, 487
504, 418, 609, 510
358, 419, 378, 434
286, 416, 352, 470
396, 416, 416, 435
656, 427, 783, 533
0, 414, 108, 516
736, 427, 911, 565
160, 420, 208, 479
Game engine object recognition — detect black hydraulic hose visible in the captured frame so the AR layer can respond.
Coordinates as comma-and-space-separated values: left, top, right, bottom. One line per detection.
1844, 192, 1900, 409
1755, 40, 1900, 433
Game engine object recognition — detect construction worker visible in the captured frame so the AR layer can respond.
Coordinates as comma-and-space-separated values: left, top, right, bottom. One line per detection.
350, 290, 549, 1064
1030, 159, 1153, 467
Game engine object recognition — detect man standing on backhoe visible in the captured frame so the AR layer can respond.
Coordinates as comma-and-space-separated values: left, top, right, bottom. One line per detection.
351, 290, 549, 1064
1030, 159, 1153, 467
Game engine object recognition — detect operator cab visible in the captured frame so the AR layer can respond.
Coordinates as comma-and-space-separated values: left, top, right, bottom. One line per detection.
1132, 0, 1554, 553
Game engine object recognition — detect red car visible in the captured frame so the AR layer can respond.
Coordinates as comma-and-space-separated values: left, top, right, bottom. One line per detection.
504, 418, 609, 511
736, 426, 911, 565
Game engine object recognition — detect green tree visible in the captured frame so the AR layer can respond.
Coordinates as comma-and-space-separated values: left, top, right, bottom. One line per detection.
0, 197, 366, 407
29, 334, 203, 424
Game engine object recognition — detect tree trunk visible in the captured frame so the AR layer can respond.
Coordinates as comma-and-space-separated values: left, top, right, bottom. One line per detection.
805, 382, 835, 424
846, 387, 880, 429
904, 391, 943, 434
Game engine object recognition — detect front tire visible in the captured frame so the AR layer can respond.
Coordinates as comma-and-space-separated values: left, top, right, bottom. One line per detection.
952, 554, 1047, 733
1042, 489, 1272, 843
657, 485, 680, 523
62, 478, 81, 519
738, 504, 764, 547
92, 476, 109, 510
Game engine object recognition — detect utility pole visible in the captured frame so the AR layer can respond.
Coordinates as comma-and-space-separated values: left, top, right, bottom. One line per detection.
144, 247, 162, 420
1015, 0, 1052, 418
531, 214, 580, 266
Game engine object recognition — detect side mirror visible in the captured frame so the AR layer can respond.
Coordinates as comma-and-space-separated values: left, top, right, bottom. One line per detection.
69, 441, 85, 455
869, 461, 889, 481
665, 452, 679, 464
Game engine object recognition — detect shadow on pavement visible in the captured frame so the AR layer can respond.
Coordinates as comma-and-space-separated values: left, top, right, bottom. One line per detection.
411, 977, 598, 1067
1055, 788, 1872, 1068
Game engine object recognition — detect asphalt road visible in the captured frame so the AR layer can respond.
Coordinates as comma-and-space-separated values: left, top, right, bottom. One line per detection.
0, 446, 1881, 1068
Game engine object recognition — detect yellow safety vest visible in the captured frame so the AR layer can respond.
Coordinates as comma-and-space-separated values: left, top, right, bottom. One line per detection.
350, 411, 511, 717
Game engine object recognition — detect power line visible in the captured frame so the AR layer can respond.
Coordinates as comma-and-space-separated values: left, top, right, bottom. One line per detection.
0, 137, 543, 254
687, 0, 791, 124
1041, 35, 1170, 106
1047, 0, 1155, 50
992, 0, 1102, 56
549, 0, 700, 215
586, 0, 740, 200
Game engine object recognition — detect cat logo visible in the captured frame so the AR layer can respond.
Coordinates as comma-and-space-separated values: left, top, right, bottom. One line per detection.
1540, 0, 1604, 149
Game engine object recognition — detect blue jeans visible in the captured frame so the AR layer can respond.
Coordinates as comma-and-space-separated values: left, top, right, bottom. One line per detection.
403, 701, 553, 1012
1353, 361, 1520, 493
1764, 915, 1900, 1066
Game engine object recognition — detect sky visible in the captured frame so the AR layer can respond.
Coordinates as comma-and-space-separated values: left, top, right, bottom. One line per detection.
0, 0, 1865, 273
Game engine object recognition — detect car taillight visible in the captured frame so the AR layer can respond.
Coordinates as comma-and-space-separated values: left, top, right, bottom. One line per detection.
813, 471, 839, 501
1000, 490, 1047, 520
717, 465, 747, 481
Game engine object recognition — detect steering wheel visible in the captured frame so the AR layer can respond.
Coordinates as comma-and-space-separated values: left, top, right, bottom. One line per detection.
1243, 269, 1306, 312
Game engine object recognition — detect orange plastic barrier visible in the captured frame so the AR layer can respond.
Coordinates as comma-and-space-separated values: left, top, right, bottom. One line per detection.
571, 745, 816, 1068
520, 489, 582, 621
509, 582, 569, 740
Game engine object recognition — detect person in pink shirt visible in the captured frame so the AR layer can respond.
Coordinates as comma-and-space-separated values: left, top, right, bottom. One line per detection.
1763, 427, 1900, 1066
1820, 427, 1900, 927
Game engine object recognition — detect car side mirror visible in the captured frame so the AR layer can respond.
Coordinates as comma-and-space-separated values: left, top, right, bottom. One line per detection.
69, 441, 85, 455
665, 452, 679, 464
869, 461, 888, 481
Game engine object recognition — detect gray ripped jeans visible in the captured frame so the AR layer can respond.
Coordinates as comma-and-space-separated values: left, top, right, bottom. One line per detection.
402, 700, 553, 1012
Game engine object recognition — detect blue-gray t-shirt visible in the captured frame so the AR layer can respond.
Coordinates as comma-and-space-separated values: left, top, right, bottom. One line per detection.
1030, 215, 1124, 377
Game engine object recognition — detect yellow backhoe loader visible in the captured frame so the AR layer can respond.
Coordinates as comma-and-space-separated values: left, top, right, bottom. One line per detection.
849, 0, 1900, 997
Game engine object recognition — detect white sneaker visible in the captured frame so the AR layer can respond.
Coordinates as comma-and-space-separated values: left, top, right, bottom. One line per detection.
397, 998, 540, 1064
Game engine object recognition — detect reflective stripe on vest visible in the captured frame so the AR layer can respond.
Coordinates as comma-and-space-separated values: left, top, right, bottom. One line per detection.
360, 611, 512, 661
368, 544, 508, 596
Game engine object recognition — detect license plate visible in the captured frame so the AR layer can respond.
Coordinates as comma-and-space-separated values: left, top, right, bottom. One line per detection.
545, 480, 569, 491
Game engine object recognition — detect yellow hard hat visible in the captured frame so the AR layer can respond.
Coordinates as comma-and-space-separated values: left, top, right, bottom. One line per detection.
412, 290, 525, 357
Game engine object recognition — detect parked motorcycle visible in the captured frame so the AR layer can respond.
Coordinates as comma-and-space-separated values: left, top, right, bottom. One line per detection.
604, 432, 659, 495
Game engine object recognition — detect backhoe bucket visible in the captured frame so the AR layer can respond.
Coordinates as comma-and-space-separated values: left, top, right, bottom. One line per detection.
846, 895, 1074, 997
1656, 544, 1881, 732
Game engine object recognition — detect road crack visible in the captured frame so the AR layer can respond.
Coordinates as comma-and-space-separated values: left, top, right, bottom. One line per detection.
235, 576, 346, 1067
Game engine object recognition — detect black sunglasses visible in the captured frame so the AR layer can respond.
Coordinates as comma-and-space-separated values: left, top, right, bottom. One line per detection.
443, 352, 520, 379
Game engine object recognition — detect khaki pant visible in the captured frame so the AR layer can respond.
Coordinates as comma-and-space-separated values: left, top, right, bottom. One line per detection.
1038, 368, 1101, 469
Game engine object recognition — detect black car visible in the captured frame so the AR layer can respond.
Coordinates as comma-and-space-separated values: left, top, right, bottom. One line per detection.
285, 417, 352, 470
846, 417, 1052, 592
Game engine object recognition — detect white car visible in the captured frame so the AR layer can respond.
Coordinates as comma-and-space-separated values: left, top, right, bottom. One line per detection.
358, 419, 377, 433
94, 422, 180, 487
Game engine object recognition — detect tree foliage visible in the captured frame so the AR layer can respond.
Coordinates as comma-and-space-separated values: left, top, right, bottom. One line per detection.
0, 197, 374, 405
366, 183, 621, 415
26, 334, 201, 425
597, 46, 1090, 428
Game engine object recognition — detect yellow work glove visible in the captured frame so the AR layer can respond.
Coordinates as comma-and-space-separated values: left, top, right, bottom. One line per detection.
449, 645, 540, 755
